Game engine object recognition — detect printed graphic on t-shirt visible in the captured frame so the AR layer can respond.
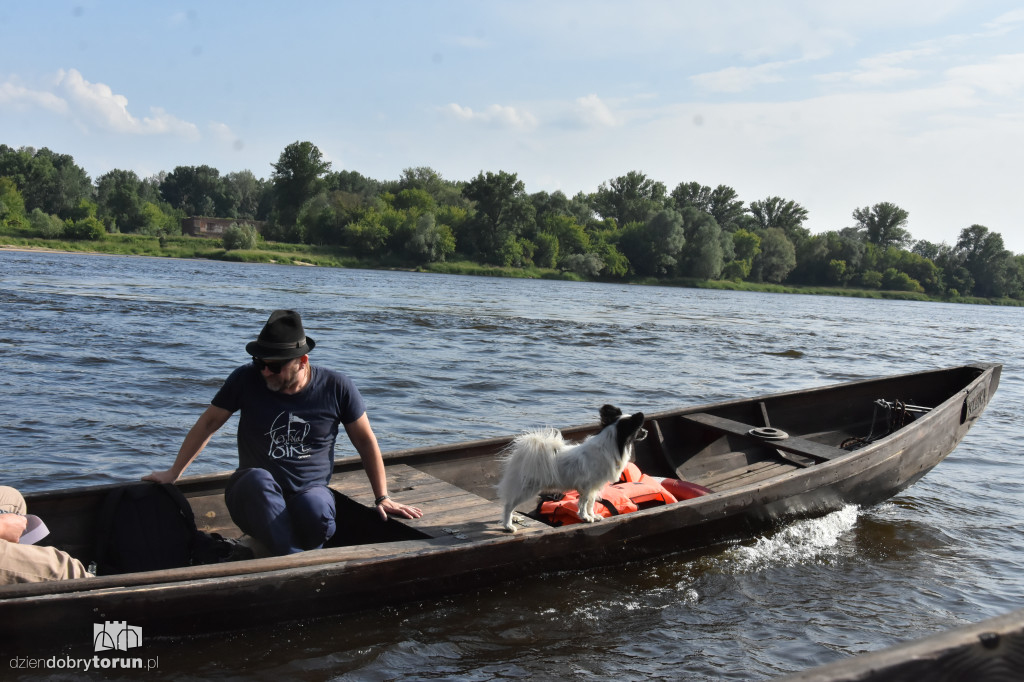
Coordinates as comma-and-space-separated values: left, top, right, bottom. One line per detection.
267, 412, 313, 460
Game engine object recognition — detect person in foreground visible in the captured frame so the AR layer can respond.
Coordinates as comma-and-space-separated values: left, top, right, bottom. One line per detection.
144, 310, 422, 555
0, 486, 92, 583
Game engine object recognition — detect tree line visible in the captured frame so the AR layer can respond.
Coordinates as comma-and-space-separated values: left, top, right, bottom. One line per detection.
2, 141, 1022, 300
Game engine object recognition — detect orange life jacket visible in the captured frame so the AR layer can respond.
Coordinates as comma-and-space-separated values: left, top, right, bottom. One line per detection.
621, 462, 713, 500
538, 464, 678, 526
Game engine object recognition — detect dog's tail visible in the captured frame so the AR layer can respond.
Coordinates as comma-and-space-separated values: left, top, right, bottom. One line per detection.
498, 428, 564, 499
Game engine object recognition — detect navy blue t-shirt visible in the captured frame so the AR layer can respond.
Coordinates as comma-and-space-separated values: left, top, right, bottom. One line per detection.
211, 363, 366, 494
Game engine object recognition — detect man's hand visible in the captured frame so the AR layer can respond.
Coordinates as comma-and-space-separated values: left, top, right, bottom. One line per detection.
0, 513, 27, 543
377, 497, 424, 522
142, 469, 178, 485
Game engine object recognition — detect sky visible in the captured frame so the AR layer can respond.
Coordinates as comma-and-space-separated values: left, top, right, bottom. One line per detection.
2, 1, 1023, 252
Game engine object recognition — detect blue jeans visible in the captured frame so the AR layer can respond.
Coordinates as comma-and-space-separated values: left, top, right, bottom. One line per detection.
225, 468, 337, 555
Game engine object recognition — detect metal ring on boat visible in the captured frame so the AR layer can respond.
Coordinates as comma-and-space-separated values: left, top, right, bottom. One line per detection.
748, 427, 789, 440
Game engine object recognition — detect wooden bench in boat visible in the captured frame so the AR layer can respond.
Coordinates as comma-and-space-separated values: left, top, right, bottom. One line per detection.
680, 412, 845, 465
186, 464, 543, 548
329, 464, 545, 541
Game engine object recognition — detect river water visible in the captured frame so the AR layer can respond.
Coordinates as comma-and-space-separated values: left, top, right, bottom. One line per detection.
2, 249, 1021, 680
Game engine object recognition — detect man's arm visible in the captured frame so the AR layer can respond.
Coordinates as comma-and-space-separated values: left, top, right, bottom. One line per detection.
344, 413, 423, 521
143, 405, 233, 484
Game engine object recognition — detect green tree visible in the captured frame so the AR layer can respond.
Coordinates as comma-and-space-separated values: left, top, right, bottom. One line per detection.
748, 196, 809, 245
160, 165, 234, 217
684, 221, 724, 279
589, 235, 629, 278
223, 222, 260, 250
560, 252, 604, 278
732, 228, 761, 262
533, 232, 559, 268
753, 227, 797, 283
393, 188, 436, 214
542, 213, 590, 257
95, 169, 144, 232
271, 141, 332, 229
896, 250, 942, 294
617, 209, 686, 277
672, 182, 746, 232
343, 209, 391, 257
28, 208, 65, 238
1006, 255, 1024, 299
707, 185, 747, 232
911, 239, 942, 261
0, 145, 92, 219
138, 201, 176, 236
404, 213, 456, 264
63, 215, 105, 240
721, 228, 761, 281
954, 224, 1015, 298
394, 166, 465, 207
881, 268, 923, 292
327, 170, 382, 203
593, 171, 668, 226
298, 190, 364, 246
791, 234, 830, 283
461, 170, 536, 264
828, 259, 849, 285
436, 203, 469, 245
224, 170, 269, 219
678, 207, 723, 279
859, 270, 883, 289
853, 202, 912, 249
0, 176, 28, 230
531, 190, 574, 224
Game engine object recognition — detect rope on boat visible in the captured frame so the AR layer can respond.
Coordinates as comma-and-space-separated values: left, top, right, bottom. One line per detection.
841, 399, 931, 450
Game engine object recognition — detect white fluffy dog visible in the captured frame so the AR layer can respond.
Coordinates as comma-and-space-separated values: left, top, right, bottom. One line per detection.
498, 405, 647, 532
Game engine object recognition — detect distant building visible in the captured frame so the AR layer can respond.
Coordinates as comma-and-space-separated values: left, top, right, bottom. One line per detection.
182, 216, 265, 238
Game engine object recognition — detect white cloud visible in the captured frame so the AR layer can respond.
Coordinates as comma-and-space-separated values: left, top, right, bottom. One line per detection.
55, 69, 199, 139
817, 65, 923, 88
946, 53, 1024, 96
0, 79, 68, 114
442, 102, 538, 129
985, 8, 1024, 31
573, 94, 617, 127
208, 121, 248, 152
444, 103, 475, 121
858, 47, 939, 69
208, 121, 235, 141
691, 62, 790, 93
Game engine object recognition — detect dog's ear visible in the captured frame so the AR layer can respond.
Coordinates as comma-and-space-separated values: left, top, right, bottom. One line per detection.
599, 404, 622, 426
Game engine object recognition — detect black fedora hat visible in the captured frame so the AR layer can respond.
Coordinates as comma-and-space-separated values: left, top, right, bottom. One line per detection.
245, 310, 316, 359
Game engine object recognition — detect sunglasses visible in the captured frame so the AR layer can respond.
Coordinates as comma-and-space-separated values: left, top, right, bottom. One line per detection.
252, 357, 291, 374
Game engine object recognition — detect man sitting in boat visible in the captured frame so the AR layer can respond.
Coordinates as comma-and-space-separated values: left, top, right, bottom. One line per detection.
144, 310, 422, 555
1, 486, 92, 583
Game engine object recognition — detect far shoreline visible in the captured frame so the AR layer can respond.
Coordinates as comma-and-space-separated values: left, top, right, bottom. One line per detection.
2, 239, 1020, 308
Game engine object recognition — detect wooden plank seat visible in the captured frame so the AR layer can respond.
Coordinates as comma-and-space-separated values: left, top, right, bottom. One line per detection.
186, 490, 243, 538
699, 460, 798, 490
329, 464, 545, 541
681, 412, 845, 464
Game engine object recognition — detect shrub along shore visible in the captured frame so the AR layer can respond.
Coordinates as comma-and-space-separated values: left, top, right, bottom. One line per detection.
2, 233, 1018, 307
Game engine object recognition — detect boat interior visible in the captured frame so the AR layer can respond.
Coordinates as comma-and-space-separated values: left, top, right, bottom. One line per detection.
26, 366, 984, 568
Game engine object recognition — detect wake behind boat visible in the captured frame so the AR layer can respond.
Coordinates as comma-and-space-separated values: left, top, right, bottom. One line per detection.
0, 364, 1000, 646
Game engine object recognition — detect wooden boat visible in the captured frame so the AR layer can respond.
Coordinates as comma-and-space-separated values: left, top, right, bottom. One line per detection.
778, 606, 1024, 681
0, 364, 1000, 646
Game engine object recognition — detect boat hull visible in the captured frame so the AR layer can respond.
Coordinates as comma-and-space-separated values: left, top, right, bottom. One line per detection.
0, 364, 1000, 646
